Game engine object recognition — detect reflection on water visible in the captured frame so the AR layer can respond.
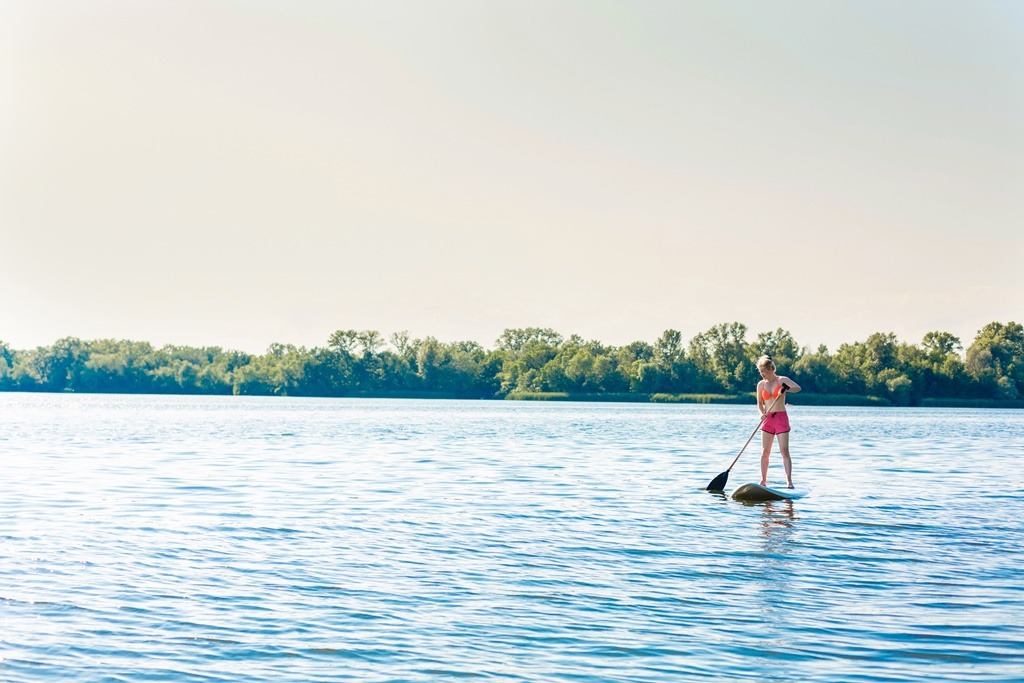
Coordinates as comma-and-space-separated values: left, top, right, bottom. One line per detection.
0, 394, 1022, 683
759, 500, 797, 552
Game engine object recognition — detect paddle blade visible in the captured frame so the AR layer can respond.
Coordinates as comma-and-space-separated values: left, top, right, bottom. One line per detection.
706, 470, 730, 492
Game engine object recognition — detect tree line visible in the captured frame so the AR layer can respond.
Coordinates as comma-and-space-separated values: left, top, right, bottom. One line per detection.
0, 321, 1021, 406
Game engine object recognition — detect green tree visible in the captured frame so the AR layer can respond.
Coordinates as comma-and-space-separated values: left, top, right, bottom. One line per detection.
416, 336, 448, 389
643, 330, 697, 392
922, 331, 962, 356
32, 337, 86, 392
614, 341, 654, 392
412, 338, 491, 396
0, 341, 20, 390
997, 376, 1020, 400
497, 330, 563, 393
232, 344, 307, 396
752, 328, 802, 372
328, 329, 360, 354
298, 347, 352, 396
878, 368, 913, 406
496, 328, 563, 353
562, 347, 601, 392
966, 321, 1024, 399
689, 323, 750, 392
831, 332, 901, 395
792, 344, 836, 394
390, 331, 413, 357
357, 330, 384, 356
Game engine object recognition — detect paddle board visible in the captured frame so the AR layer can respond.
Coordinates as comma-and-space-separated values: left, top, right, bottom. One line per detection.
731, 483, 806, 502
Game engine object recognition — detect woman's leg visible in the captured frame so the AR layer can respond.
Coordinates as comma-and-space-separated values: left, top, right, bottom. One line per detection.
777, 431, 793, 487
760, 430, 774, 485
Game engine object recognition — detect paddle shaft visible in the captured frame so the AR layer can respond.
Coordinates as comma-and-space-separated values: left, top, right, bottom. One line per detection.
723, 387, 787, 473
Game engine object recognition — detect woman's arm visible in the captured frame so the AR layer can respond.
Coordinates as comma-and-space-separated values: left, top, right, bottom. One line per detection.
781, 376, 801, 393
757, 380, 766, 414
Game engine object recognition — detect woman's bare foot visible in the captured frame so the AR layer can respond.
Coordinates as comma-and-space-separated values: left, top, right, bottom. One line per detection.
760, 480, 767, 486
787, 483, 794, 489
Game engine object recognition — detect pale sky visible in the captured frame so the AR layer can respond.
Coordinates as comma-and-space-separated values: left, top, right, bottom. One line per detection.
2, 1, 1022, 354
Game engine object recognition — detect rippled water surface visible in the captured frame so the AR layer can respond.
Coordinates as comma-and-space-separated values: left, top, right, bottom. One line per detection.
1, 394, 1022, 681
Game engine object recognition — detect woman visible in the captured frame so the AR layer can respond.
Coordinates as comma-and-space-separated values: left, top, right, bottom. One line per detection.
756, 355, 801, 488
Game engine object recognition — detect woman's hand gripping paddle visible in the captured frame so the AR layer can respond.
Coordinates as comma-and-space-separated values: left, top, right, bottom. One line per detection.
705, 384, 788, 492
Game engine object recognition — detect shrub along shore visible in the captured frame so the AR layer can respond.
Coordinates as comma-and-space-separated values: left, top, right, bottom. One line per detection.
0, 321, 1021, 408
505, 391, 1024, 409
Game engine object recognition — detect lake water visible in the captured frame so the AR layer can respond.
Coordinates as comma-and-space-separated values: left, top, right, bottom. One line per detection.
1, 394, 1022, 682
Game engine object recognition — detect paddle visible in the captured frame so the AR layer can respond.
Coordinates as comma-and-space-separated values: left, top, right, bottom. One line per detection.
705, 383, 789, 491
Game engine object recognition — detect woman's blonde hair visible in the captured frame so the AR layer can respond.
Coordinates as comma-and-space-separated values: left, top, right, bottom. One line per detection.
756, 355, 776, 372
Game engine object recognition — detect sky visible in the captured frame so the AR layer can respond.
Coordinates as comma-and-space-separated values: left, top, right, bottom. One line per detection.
1, 0, 1022, 354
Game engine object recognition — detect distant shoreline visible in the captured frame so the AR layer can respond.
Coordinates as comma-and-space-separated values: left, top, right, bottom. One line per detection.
1, 389, 1022, 409
1, 321, 1020, 408
504, 391, 1024, 409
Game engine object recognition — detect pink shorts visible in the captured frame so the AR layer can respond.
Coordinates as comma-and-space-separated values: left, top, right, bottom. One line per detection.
762, 411, 791, 435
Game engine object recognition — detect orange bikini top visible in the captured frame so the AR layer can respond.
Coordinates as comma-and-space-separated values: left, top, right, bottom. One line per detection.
761, 379, 783, 400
